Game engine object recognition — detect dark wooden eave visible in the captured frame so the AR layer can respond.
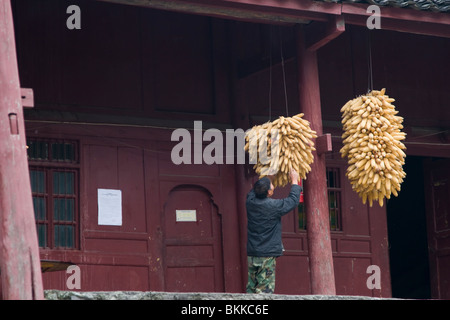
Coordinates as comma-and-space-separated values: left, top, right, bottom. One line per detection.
95, 0, 334, 24
97, 0, 450, 38
341, 3, 450, 38
305, 15, 345, 51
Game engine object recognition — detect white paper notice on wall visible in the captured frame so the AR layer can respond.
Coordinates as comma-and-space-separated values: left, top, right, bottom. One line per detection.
98, 188, 122, 226
176, 210, 197, 222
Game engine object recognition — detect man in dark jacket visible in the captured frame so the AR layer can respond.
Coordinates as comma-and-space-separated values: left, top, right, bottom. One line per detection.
246, 170, 301, 293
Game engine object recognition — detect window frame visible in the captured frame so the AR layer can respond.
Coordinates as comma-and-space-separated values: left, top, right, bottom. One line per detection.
297, 166, 344, 232
326, 167, 343, 232
28, 138, 80, 250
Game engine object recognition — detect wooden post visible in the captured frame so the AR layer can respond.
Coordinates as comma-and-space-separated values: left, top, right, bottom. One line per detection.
0, 0, 44, 299
296, 25, 336, 295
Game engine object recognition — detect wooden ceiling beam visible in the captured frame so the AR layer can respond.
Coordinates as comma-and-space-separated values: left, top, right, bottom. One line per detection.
305, 15, 345, 51
343, 13, 450, 39
342, 3, 450, 26
342, 3, 450, 38
97, 0, 450, 38
95, 0, 336, 24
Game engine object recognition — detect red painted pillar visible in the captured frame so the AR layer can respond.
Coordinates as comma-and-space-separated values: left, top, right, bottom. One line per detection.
296, 26, 336, 295
0, 0, 44, 299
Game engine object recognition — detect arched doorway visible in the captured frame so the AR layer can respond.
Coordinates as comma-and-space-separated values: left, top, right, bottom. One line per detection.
162, 185, 224, 292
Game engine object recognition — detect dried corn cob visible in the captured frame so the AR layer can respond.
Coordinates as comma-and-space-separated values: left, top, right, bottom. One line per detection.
340, 89, 406, 207
245, 113, 317, 187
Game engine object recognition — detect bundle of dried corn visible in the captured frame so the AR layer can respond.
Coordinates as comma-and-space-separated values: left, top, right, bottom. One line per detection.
340, 88, 406, 207
244, 113, 317, 187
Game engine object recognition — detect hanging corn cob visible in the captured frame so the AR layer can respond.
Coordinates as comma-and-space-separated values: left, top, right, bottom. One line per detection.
340, 88, 406, 207
244, 113, 317, 187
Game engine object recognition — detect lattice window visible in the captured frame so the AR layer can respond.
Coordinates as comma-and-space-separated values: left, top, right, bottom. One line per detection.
27, 139, 78, 163
28, 138, 79, 249
298, 167, 343, 231
327, 167, 342, 231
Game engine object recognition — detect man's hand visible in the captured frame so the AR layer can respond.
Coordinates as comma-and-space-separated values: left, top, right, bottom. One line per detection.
290, 169, 299, 185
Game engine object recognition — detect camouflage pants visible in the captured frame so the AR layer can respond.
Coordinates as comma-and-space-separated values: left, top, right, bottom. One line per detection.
246, 256, 276, 294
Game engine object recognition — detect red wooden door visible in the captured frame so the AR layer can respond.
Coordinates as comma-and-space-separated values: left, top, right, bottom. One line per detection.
425, 158, 450, 299
162, 185, 224, 292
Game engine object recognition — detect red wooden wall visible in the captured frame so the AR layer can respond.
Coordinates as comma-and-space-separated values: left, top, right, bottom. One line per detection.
12, 0, 449, 296
14, 0, 230, 124
26, 123, 243, 292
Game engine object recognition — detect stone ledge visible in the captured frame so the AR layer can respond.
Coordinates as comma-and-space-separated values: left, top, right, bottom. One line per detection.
44, 290, 396, 300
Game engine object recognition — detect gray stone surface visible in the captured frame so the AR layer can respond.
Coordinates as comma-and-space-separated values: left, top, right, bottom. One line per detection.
44, 290, 396, 300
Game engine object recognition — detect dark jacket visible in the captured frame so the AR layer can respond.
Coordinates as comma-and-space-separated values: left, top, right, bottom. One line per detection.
246, 184, 301, 257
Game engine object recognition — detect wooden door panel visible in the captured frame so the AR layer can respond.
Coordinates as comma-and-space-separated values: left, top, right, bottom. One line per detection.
166, 267, 216, 292
162, 184, 224, 292
425, 158, 450, 299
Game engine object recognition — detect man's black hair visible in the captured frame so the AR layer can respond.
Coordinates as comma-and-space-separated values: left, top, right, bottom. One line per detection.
254, 177, 271, 199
